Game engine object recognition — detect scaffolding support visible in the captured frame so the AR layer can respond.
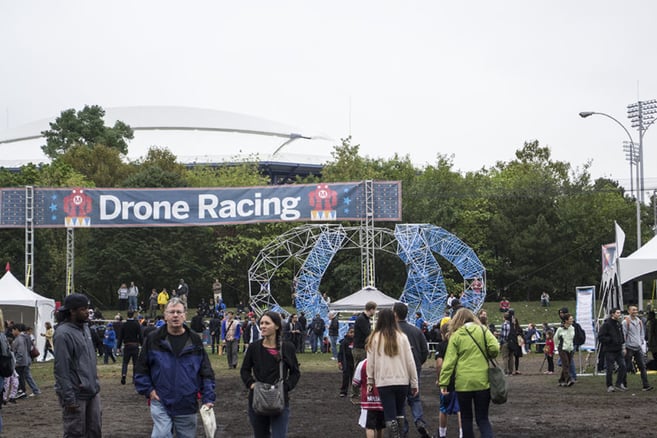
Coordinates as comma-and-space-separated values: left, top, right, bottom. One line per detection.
360, 180, 375, 288
66, 227, 75, 295
24, 185, 34, 289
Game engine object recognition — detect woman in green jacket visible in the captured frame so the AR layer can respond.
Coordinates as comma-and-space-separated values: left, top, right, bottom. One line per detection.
439, 308, 499, 438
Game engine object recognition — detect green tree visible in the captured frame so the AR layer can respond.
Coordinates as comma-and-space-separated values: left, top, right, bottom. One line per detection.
41, 105, 134, 159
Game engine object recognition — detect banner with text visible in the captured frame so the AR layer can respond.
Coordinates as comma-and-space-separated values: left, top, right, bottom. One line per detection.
0, 181, 401, 228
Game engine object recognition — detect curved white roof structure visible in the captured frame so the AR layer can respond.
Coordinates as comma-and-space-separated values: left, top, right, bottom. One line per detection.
0, 106, 335, 168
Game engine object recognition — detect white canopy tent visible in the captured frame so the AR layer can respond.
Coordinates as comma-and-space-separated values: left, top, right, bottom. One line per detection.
0, 270, 55, 361
328, 286, 400, 313
618, 233, 657, 284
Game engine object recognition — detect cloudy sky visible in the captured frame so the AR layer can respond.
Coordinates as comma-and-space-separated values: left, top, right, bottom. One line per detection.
2, 1, 657, 194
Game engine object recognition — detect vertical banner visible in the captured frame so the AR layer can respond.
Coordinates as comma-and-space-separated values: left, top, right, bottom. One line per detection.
576, 286, 596, 350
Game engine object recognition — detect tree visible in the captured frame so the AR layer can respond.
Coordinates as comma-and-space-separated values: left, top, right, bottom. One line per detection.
41, 105, 134, 159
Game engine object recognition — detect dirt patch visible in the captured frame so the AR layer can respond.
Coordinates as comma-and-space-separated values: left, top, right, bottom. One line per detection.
2, 352, 655, 437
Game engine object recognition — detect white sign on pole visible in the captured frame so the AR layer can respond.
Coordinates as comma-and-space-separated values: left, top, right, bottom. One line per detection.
576, 286, 596, 351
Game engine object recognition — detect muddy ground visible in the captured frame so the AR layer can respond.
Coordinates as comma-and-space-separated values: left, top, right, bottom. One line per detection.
2, 351, 656, 437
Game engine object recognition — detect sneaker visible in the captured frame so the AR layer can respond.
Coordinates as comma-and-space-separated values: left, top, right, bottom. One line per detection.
616, 384, 628, 391
567, 380, 575, 387
15, 391, 26, 400
121, 376, 126, 385
643, 386, 654, 392
330, 357, 337, 361
416, 422, 430, 438
339, 393, 346, 398
607, 386, 615, 393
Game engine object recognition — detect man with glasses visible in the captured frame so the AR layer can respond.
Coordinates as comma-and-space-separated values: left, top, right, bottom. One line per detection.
135, 298, 215, 437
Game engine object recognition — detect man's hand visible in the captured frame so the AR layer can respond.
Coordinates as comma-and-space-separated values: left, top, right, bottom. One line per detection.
150, 389, 160, 401
65, 404, 80, 413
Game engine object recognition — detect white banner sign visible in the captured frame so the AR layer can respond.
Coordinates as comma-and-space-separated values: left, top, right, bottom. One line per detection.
576, 286, 596, 351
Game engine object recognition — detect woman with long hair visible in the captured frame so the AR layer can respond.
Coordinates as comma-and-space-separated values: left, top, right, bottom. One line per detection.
240, 311, 300, 438
439, 308, 499, 438
40, 321, 55, 360
366, 308, 418, 438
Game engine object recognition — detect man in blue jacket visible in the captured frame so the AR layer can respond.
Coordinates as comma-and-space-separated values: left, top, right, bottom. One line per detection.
135, 297, 215, 437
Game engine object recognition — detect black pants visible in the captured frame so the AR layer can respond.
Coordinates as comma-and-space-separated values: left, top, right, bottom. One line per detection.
122, 345, 140, 380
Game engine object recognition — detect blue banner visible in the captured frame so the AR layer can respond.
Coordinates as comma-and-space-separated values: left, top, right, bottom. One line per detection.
0, 181, 401, 228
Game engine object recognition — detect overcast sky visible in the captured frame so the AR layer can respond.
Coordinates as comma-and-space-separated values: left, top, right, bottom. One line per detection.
2, 1, 657, 193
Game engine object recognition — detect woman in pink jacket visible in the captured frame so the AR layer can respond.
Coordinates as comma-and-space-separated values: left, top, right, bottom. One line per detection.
366, 308, 418, 438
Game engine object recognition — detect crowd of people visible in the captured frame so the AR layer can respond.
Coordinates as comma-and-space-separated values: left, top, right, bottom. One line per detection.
2, 280, 656, 437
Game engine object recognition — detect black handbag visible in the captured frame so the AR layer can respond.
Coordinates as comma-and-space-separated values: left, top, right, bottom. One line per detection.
252, 342, 285, 416
466, 326, 508, 404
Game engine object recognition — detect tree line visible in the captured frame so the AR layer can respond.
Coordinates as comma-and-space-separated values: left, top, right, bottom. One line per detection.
0, 105, 648, 309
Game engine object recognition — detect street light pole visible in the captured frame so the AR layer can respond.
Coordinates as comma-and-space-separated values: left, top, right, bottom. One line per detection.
579, 110, 644, 308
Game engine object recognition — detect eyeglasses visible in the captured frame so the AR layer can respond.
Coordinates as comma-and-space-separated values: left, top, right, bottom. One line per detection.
166, 310, 186, 315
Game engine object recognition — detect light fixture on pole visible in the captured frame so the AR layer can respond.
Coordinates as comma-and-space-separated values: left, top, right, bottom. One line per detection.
627, 99, 657, 205
579, 110, 644, 308
622, 140, 638, 198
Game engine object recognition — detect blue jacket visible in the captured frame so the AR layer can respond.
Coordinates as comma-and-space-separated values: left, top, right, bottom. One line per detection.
103, 328, 116, 348
134, 324, 216, 416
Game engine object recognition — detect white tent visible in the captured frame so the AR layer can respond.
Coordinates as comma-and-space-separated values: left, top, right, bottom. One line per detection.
0, 270, 55, 361
329, 286, 400, 312
618, 233, 657, 284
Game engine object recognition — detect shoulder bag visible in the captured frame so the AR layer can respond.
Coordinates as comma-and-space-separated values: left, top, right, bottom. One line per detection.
466, 326, 507, 404
252, 341, 285, 416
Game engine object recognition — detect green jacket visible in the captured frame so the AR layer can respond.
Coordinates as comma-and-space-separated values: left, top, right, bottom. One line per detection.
439, 323, 500, 392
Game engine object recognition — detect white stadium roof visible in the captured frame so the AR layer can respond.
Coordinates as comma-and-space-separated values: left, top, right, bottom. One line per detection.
0, 106, 335, 168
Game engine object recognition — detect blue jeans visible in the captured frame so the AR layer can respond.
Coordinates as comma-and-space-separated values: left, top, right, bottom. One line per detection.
377, 385, 407, 422
248, 403, 290, 438
150, 399, 197, 438
309, 333, 321, 353
457, 390, 493, 438
402, 380, 426, 434
128, 295, 138, 311
330, 335, 338, 359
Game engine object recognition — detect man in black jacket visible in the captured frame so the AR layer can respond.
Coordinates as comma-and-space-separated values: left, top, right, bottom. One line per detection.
118, 311, 143, 385
393, 302, 431, 438
598, 307, 627, 392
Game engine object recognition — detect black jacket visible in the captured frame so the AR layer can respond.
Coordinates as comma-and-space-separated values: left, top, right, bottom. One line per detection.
353, 312, 371, 349
397, 320, 429, 372
118, 319, 143, 348
598, 317, 624, 352
240, 339, 300, 404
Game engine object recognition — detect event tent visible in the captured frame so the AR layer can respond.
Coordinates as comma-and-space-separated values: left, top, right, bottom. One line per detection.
618, 233, 657, 284
328, 286, 400, 312
0, 270, 55, 361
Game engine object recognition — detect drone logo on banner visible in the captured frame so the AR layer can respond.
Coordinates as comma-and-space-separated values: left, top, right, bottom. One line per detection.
63, 188, 92, 227
308, 183, 337, 220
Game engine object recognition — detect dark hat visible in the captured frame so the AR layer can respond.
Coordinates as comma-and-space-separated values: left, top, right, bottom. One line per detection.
60, 293, 90, 311
559, 307, 569, 314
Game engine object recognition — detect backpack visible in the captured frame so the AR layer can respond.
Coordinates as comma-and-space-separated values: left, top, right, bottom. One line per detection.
312, 318, 324, 335
573, 322, 586, 346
